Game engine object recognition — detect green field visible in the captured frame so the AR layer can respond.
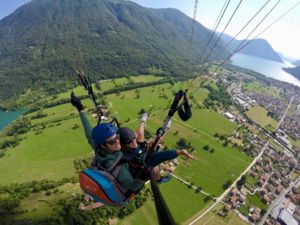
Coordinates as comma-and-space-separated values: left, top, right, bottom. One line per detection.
50, 75, 163, 103
245, 174, 256, 187
238, 193, 267, 217
0, 76, 252, 224
246, 106, 278, 131
247, 193, 267, 211
189, 204, 249, 225
0, 117, 93, 184
119, 181, 209, 225
289, 137, 300, 148
243, 81, 282, 99
118, 200, 158, 225
269, 139, 284, 152
12, 183, 81, 221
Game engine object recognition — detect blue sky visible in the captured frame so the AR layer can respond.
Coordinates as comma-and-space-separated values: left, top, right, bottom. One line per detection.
1, 0, 300, 59
0, 0, 31, 19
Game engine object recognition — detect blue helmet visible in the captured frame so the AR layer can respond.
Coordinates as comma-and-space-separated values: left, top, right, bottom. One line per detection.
92, 123, 118, 146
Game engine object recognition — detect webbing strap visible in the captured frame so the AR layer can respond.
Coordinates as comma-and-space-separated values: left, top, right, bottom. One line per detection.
150, 172, 176, 225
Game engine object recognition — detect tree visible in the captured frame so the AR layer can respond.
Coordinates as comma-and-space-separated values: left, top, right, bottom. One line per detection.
0, 198, 20, 215
5, 117, 31, 136
195, 187, 202, 193
204, 196, 210, 203
95, 81, 102, 91
222, 180, 232, 190
223, 141, 229, 147
203, 145, 209, 151
176, 138, 188, 148
237, 175, 246, 187
138, 108, 146, 115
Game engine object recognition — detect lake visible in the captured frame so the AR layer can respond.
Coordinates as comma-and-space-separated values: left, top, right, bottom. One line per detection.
231, 53, 300, 87
0, 109, 24, 131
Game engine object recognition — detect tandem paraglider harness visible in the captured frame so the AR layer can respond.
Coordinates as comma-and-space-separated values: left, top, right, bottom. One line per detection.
79, 153, 139, 206
76, 72, 192, 206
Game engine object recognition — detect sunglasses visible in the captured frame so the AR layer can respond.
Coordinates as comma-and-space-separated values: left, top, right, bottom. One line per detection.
126, 137, 136, 145
105, 134, 120, 145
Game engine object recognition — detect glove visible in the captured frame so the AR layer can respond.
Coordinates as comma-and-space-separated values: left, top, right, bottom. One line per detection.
71, 92, 84, 112
141, 113, 148, 123
166, 120, 172, 130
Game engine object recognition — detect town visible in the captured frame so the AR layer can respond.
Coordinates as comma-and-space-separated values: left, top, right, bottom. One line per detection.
213, 68, 300, 225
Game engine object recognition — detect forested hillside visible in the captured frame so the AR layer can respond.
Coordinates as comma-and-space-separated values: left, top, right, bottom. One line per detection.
283, 66, 300, 81
0, 0, 229, 101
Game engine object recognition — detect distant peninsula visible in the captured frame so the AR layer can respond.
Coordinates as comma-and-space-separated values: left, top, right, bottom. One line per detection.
283, 66, 300, 81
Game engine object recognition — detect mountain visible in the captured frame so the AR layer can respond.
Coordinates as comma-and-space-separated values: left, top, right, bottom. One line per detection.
221, 33, 283, 63
0, 0, 228, 100
283, 66, 300, 81
292, 60, 300, 66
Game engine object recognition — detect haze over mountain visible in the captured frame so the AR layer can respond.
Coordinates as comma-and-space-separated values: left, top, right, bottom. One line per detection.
292, 60, 300, 66
221, 33, 283, 63
0, 0, 230, 100
277, 52, 298, 64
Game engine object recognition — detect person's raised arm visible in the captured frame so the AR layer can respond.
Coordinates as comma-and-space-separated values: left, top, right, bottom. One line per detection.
71, 92, 95, 149
136, 113, 148, 142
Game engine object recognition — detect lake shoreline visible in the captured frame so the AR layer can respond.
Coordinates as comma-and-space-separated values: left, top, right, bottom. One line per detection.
0, 109, 25, 131
231, 53, 300, 87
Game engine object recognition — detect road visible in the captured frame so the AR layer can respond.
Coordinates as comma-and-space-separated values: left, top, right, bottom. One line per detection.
189, 140, 269, 225
259, 177, 300, 225
274, 95, 294, 131
188, 95, 295, 225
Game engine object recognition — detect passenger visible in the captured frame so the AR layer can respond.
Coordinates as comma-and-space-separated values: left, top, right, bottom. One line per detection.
70, 93, 197, 210
119, 113, 174, 184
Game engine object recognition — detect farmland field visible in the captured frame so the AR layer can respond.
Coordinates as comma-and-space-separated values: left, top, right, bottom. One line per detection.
186, 203, 249, 225
246, 106, 278, 131
0, 76, 251, 224
243, 81, 282, 99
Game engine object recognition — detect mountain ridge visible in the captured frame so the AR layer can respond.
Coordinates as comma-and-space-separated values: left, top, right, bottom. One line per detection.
0, 0, 228, 100
221, 33, 283, 63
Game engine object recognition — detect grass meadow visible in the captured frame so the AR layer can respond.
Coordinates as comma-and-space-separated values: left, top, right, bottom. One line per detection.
246, 106, 278, 131
289, 137, 300, 148
190, 203, 249, 225
0, 75, 251, 224
243, 81, 282, 99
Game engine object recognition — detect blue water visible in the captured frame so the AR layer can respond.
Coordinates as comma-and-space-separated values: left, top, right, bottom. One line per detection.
231, 53, 300, 87
0, 109, 24, 130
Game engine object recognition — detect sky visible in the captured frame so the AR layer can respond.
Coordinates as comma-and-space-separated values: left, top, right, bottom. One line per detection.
0, 0, 300, 59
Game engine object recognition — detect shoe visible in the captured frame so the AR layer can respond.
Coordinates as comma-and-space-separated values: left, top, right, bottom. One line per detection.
157, 174, 172, 184
166, 120, 172, 130
141, 113, 148, 123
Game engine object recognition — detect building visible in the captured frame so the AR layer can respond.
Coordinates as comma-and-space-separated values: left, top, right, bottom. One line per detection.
224, 112, 234, 120
262, 194, 271, 204
287, 202, 296, 214
275, 184, 284, 195
278, 209, 298, 225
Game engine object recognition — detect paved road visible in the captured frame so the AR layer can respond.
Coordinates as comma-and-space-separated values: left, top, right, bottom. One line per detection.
259, 178, 300, 225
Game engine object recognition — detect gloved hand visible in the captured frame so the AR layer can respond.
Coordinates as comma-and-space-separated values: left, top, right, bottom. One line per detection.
71, 92, 84, 112
141, 113, 148, 123
166, 120, 172, 130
